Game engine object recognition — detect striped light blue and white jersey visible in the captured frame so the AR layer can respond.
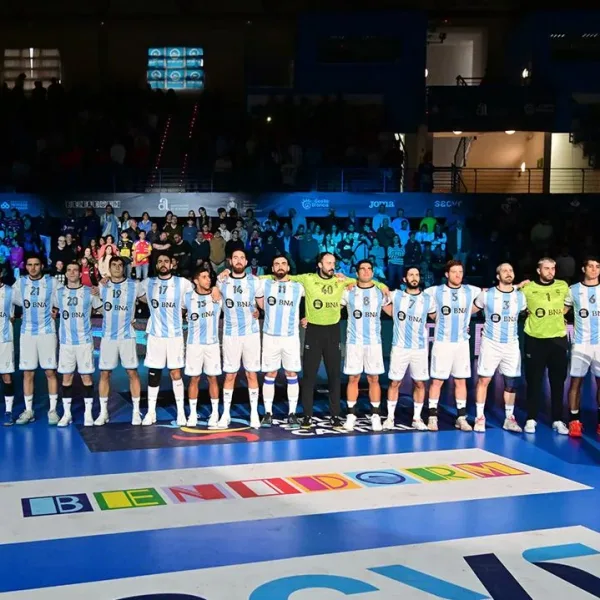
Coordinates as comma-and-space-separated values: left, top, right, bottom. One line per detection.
141, 276, 193, 339
342, 286, 388, 346
0, 284, 15, 343
262, 279, 304, 338
184, 291, 221, 345
390, 290, 436, 350
474, 287, 526, 343
99, 279, 143, 341
12, 275, 61, 336
218, 275, 264, 337
565, 283, 600, 344
425, 284, 481, 343
54, 286, 103, 346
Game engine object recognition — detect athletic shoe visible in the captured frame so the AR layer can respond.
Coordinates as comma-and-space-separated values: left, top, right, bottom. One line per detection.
287, 414, 300, 429
217, 414, 231, 429
261, 413, 273, 428
524, 419, 537, 433
176, 412, 187, 427
250, 412, 261, 429
186, 413, 198, 427
343, 414, 357, 431
48, 409, 60, 426
383, 416, 395, 430
15, 410, 35, 425
474, 416, 486, 433
131, 411, 142, 426
94, 413, 110, 426
207, 412, 219, 429
569, 420, 583, 438
503, 416, 522, 433
57, 414, 72, 427
427, 416, 439, 431
371, 414, 383, 432
84, 412, 94, 427
3, 411, 14, 426
330, 415, 344, 431
301, 415, 313, 429
552, 421, 569, 435
455, 416, 473, 432
412, 418, 428, 431
142, 412, 157, 426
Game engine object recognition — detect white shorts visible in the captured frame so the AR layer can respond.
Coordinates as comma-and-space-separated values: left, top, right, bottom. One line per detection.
262, 334, 302, 373
144, 335, 185, 370
477, 338, 521, 378
19, 333, 57, 371
222, 332, 261, 373
185, 343, 222, 377
343, 344, 385, 376
570, 343, 600, 378
99, 338, 139, 371
0, 341, 15, 374
430, 340, 471, 380
58, 342, 95, 375
388, 346, 429, 381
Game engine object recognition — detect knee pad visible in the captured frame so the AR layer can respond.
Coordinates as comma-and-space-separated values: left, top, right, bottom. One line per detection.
503, 376, 517, 393
148, 369, 162, 388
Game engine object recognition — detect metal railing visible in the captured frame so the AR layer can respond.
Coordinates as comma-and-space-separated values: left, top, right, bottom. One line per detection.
6, 166, 600, 194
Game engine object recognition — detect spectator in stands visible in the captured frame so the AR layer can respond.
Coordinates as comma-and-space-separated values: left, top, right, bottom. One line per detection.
164, 215, 182, 241
234, 219, 248, 244
289, 208, 306, 236
225, 229, 244, 257
80, 208, 101, 248
147, 222, 160, 244
337, 233, 355, 263
391, 208, 409, 236
370, 238, 386, 272
171, 233, 192, 277
98, 235, 118, 259
123, 219, 138, 242
120, 211, 131, 232
138, 212, 152, 234
372, 206, 388, 232
210, 229, 226, 271
64, 233, 79, 262
53, 260, 66, 286
404, 231, 422, 266
183, 218, 198, 244
62, 210, 78, 237
100, 204, 121, 240
321, 233, 336, 255
416, 224, 434, 251
201, 224, 214, 241
218, 221, 231, 242
118, 231, 134, 277
88, 239, 99, 261
431, 223, 447, 252
133, 230, 152, 281
387, 236, 405, 289
298, 232, 319, 274
197, 207, 211, 230
191, 230, 210, 267
80, 257, 98, 287
330, 224, 342, 247
151, 232, 171, 271
9, 238, 24, 278
376, 218, 395, 249
419, 208, 437, 233
417, 153, 434, 192
420, 260, 435, 287
246, 256, 265, 277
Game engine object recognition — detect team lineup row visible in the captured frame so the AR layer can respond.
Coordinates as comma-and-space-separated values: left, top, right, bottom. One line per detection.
0, 250, 598, 438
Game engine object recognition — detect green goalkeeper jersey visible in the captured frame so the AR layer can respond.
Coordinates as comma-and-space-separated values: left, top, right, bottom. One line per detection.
522, 279, 569, 339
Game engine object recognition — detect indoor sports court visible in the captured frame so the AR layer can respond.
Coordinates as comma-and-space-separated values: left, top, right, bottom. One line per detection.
2, 323, 600, 599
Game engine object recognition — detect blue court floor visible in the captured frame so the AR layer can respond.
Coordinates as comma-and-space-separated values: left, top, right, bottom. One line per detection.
2, 368, 600, 599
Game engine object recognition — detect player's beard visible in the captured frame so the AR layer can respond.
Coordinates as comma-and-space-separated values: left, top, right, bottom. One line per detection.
320, 269, 334, 278
158, 266, 170, 275
406, 280, 420, 289
232, 265, 245, 275
274, 270, 287, 280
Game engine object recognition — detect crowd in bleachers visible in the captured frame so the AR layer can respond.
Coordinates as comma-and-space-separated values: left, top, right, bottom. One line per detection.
0, 77, 171, 192
1, 196, 596, 294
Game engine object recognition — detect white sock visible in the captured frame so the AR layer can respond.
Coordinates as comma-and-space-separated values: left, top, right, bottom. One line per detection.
387, 400, 397, 418
456, 399, 467, 411
132, 397, 141, 413
476, 403, 485, 418
99, 397, 108, 414
249, 388, 259, 414
147, 386, 159, 414
49, 394, 58, 412
5, 396, 14, 413
62, 398, 72, 416
263, 376, 276, 414
172, 379, 185, 413
189, 398, 198, 413
413, 402, 423, 421
210, 398, 219, 414
84, 397, 93, 415
287, 376, 299, 414
505, 404, 515, 419
25, 395, 33, 412
223, 388, 233, 416
429, 398, 439, 410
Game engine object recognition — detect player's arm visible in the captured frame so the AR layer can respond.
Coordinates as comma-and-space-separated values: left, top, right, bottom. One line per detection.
257, 296, 265, 310
91, 294, 104, 315
472, 290, 486, 315
11, 283, 22, 307
137, 279, 149, 304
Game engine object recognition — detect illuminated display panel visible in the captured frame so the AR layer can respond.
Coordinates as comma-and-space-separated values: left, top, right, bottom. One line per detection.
147, 47, 205, 90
